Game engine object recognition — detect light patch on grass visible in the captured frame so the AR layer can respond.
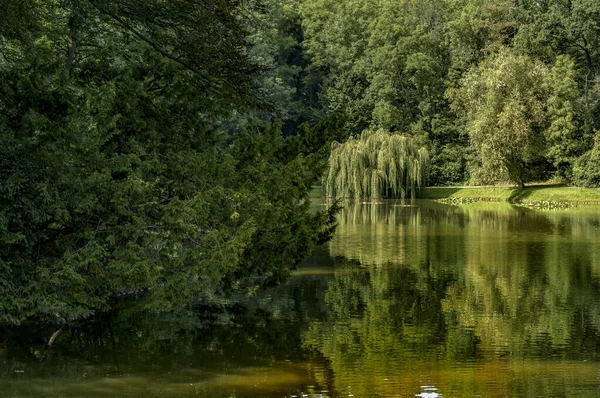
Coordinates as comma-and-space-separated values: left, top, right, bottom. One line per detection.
422, 185, 600, 203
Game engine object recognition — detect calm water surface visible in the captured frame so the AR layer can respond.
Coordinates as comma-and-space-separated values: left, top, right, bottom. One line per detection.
3, 200, 600, 397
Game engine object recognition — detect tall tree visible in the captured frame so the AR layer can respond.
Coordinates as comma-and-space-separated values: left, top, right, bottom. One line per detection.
246, 0, 327, 135
573, 132, 600, 187
544, 55, 583, 178
448, 49, 547, 186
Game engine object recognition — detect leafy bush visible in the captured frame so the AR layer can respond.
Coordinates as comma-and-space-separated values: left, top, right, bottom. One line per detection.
429, 144, 470, 186
573, 134, 600, 187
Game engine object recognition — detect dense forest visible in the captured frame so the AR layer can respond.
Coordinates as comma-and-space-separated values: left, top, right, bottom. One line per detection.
3, 0, 600, 325
0, 0, 341, 326
256, 0, 600, 188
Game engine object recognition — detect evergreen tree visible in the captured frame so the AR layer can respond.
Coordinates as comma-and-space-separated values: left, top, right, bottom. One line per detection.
0, 0, 337, 325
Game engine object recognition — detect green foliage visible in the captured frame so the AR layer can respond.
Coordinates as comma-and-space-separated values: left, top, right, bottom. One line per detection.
246, 0, 327, 133
297, 0, 507, 185
428, 143, 470, 186
287, 0, 600, 186
514, 0, 600, 141
299, 0, 452, 133
544, 55, 583, 178
448, 49, 548, 186
0, 0, 338, 325
573, 133, 600, 187
5, 0, 600, 330
324, 130, 429, 198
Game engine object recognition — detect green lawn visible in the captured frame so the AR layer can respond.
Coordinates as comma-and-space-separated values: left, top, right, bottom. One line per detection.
310, 184, 600, 203
422, 185, 600, 203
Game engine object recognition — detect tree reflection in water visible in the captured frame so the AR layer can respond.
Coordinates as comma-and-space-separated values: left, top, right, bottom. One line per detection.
302, 200, 600, 397
2, 201, 600, 397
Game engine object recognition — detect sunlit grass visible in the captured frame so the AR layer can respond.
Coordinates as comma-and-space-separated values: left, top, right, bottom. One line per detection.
422, 185, 600, 203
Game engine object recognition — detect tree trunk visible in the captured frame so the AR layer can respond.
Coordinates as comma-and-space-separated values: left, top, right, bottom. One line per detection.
64, 15, 77, 79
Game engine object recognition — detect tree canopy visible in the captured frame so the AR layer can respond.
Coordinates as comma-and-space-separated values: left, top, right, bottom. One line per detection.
295, 0, 600, 187
325, 130, 429, 199
448, 49, 547, 186
0, 0, 338, 325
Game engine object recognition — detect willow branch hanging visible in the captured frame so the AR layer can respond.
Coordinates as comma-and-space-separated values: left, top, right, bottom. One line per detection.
324, 129, 429, 199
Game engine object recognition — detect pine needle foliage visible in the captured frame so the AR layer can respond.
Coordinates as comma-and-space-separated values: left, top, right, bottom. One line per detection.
324, 130, 429, 199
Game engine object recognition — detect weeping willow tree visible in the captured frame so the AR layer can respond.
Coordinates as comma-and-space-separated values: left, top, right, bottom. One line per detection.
324, 130, 430, 198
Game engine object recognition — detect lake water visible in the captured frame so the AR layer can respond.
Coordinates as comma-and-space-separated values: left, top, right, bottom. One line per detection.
2, 200, 600, 397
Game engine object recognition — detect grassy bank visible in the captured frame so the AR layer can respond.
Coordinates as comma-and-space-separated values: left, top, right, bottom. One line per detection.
311, 185, 600, 203
422, 185, 600, 203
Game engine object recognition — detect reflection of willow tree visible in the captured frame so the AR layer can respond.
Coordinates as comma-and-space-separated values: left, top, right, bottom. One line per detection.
307, 201, 600, 396
328, 200, 472, 269
324, 130, 429, 199
302, 258, 457, 397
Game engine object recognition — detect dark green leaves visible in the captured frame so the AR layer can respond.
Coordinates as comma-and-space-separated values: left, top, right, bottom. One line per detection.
0, 0, 338, 325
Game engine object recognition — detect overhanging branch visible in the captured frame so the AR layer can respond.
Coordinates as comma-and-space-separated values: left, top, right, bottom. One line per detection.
86, 0, 212, 85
